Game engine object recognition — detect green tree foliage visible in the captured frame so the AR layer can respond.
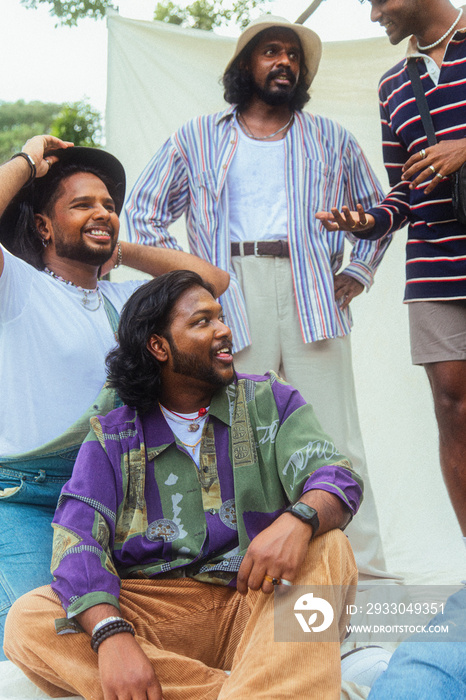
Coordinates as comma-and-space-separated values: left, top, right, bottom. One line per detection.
21, 0, 272, 29
0, 99, 102, 164
50, 101, 103, 147
20, 0, 111, 26
0, 100, 62, 163
154, 0, 271, 30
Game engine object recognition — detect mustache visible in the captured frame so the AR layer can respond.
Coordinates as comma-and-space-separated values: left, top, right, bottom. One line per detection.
266, 67, 296, 86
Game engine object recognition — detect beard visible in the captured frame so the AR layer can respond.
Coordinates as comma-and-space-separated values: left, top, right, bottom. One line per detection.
253, 67, 297, 106
53, 230, 117, 267
168, 338, 235, 388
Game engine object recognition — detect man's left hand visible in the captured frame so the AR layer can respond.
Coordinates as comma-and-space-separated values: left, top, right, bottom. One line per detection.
334, 273, 364, 310
236, 514, 312, 595
402, 139, 466, 195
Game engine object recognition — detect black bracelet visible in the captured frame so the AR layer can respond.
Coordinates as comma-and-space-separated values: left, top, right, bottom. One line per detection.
91, 619, 135, 653
10, 152, 37, 188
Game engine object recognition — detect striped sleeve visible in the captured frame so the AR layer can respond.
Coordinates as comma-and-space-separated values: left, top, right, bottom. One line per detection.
125, 136, 189, 249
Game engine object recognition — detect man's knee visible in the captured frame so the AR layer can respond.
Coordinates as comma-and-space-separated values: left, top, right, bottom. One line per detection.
302, 529, 357, 584
426, 361, 466, 421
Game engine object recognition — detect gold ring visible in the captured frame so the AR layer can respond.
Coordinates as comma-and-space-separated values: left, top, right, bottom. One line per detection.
350, 221, 357, 229
263, 575, 280, 585
420, 148, 426, 159
429, 165, 437, 174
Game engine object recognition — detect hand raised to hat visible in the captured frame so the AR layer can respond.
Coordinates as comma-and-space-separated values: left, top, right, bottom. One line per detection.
402, 139, 466, 195
315, 204, 375, 235
21, 134, 74, 178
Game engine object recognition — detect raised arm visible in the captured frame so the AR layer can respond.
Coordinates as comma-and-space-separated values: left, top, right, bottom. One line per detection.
101, 241, 230, 299
0, 135, 73, 276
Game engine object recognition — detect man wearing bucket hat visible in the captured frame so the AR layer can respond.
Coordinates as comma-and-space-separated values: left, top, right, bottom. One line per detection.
126, 15, 393, 581
0, 134, 229, 658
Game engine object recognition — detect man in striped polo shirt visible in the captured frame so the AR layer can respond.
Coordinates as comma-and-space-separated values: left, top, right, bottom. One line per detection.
126, 15, 393, 581
317, 1, 466, 539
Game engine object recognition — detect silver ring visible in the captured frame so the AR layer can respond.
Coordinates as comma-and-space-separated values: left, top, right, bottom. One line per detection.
435, 172, 443, 179
45, 158, 52, 170
420, 148, 426, 160
280, 578, 293, 587
429, 165, 437, 174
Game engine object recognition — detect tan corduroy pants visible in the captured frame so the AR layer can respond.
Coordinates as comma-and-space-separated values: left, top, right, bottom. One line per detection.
5, 530, 357, 700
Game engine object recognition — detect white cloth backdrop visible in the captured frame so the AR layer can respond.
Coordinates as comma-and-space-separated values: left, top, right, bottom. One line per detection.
105, 12, 466, 585
2, 13, 465, 700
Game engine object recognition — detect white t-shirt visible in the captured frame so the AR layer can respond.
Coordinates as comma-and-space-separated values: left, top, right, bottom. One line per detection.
228, 122, 288, 242
0, 246, 143, 455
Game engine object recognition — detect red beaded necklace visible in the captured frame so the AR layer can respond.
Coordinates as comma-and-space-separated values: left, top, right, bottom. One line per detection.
159, 404, 208, 432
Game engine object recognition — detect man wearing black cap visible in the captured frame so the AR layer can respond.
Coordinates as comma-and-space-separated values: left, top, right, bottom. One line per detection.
126, 15, 392, 580
0, 134, 229, 658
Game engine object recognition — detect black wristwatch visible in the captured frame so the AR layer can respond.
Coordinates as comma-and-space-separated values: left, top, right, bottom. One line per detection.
284, 502, 320, 538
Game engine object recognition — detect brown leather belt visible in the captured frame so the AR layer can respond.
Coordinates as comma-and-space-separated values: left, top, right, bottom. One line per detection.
231, 240, 289, 257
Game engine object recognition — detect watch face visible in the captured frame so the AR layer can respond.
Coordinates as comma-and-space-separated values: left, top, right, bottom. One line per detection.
293, 502, 316, 519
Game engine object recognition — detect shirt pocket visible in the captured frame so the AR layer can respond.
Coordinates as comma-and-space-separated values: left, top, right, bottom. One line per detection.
303, 158, 338, 215
195, 170, 219, 236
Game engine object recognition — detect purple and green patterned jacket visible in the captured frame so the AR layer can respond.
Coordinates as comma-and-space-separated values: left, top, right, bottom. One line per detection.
51, 372, 363, 618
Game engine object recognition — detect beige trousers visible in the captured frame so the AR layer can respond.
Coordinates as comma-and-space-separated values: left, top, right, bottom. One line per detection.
232, 255, 390, 580
5, 530, 357, 700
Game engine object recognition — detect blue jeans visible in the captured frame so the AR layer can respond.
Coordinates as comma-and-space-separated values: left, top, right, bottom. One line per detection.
0, 452, 77, 661
0, 385, 120, 660
369, 587, 466, 699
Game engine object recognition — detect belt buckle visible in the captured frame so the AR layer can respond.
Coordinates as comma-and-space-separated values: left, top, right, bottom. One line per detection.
254, 241, 273, 257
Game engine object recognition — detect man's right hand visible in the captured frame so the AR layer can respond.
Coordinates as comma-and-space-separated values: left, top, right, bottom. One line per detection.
98, 632, 164, 700
21, 135, 74, 178
316, 204, 375, 234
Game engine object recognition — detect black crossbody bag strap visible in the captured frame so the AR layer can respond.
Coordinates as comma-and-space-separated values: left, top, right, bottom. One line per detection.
406, 58, 437, 146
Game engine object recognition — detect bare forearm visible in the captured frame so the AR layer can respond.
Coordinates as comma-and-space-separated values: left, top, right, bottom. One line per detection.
297, 489, 352, 537
119, 241, 229, 297
77, 603, 164, 699
0, 159, 32, 220
75, 603, 121, 635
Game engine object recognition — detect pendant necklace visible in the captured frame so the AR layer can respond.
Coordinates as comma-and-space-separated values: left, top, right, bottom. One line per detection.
44, 267, 102, 311
417, 8, 463, 51
177, 434, 204, 456
159, 403, 209, 433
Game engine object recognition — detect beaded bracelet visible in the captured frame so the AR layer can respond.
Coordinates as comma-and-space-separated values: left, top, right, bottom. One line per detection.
91, 618, 135, 653
10, 152, 37, 188
92, 616, 125, 637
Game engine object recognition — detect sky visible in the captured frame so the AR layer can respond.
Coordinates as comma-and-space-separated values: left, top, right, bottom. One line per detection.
0, 0, 462, 118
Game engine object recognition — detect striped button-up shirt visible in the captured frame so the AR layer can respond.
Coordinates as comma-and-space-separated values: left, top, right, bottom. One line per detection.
126, 106, 389, 352
368, 29, 466, 301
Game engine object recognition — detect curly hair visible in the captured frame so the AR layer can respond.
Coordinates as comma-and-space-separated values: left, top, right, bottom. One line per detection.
222, 28, 311, 111
106, 270, 216, 414
0, 162, 122, 270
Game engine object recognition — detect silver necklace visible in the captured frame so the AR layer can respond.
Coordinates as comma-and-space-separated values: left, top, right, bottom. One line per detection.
417, 8, 463, 51
238, 113, 294, 141
44, 267, 102, 311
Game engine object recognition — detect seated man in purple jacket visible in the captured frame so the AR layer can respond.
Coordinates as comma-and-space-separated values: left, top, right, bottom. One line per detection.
5, 270, 362, 700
